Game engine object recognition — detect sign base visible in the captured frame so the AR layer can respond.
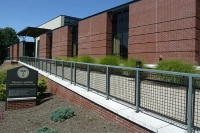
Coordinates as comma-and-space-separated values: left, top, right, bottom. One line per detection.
6, 99, 36, 111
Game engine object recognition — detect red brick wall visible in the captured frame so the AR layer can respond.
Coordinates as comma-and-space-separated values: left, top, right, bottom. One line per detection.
6, 100, 36, 111
129, 0, 197, 64
52, 26, 72, 59
78, 13, 112, 58
197, 0, 200, 64
39, 34, 51, 58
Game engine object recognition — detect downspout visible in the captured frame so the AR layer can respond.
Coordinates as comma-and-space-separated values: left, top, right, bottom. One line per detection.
156, 0, 158, 59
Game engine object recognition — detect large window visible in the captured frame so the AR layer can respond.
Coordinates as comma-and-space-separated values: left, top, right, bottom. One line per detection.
112, 9, 129, 59
25, 42, 35, 57
72, 25, 78, 57
47, 32, 52, 59
37, 40, 40, 57
64, 16, 80, 25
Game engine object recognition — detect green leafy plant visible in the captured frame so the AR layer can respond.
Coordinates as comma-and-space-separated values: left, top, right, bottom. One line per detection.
32, 127, 60, 133
38, 76, 47, 95
0, 65, 17, 84
0, 84, 6, 101
77, 55, 96, 63
155, 60, 196, 85
50, 107, 74, 122
123, 58, 145, 76
55, 57, 70, 61
124, 58, 144, 68
98, 55, 120, 66
156, 59, 196, 73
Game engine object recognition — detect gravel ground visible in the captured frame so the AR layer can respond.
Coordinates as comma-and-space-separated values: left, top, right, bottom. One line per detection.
0, 93, 129, 133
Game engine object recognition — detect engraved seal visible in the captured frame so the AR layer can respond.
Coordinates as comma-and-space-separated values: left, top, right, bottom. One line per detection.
17, 67, 29, 79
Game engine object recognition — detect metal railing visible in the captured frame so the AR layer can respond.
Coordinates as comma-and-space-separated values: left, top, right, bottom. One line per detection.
5, 57, 19, 61
19, 56, 200, 132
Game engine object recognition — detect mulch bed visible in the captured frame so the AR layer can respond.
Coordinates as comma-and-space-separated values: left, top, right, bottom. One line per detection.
0, 93, 129, 133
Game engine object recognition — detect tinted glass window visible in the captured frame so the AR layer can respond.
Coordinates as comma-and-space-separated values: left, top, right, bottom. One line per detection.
72, 26, 78, 56
112, 9, 129, 59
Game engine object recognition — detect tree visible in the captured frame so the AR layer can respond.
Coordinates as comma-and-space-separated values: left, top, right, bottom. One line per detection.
0, 28, 3, 47
0, 27, 19, 64
0, 27, 19, 48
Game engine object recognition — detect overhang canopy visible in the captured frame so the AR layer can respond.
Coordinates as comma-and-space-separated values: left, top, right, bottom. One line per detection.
17, 27, 51, 38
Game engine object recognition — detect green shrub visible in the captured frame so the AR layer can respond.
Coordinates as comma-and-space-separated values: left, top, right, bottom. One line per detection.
155, 60, 196, 85
0, 84, 6, 101
38, 77, 47, 94
98, 55, 120, 66
156, 59, 196, 73
77, 55, 95, 63
122, 58, 144, 76
32, 127, 60, 133
0, 65, 17, 84
55, 57, 74, 66
55, 57, 70, 61
50, 107, 74, 122
124, 58, 144, 68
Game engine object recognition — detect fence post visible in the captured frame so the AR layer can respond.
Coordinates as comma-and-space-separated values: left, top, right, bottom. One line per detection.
71, 62, 73, 84
42, 59, 43, 71
34, 58, 35, 67
62, 61, 64, 80
87, 65, 90, 91
38, 59, 40, 69
55, 61, 57, 77
74, 63, 76, 86
135, 69, 140, 113
45, 59, 47, 72
106, 66, 110, 100
187, 76, 193, 133
49, 60, 52, 75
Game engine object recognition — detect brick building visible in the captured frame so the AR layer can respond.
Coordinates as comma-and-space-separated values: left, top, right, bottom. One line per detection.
14, 0, 200, 65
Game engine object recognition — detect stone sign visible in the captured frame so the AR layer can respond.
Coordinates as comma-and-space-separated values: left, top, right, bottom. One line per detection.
6, 66, 38, 99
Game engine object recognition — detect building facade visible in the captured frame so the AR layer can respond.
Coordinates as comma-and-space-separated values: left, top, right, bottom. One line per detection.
12, 0, 200, 65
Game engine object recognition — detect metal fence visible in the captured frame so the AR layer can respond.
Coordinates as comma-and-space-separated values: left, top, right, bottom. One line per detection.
19, 56, 200, 132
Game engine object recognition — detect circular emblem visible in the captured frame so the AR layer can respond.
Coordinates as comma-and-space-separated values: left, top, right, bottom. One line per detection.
17, 67, 29, 79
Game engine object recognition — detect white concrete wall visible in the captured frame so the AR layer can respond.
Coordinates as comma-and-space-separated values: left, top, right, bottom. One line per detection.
35, 15, 65, 58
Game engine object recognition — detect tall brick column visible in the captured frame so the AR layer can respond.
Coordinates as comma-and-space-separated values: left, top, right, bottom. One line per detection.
40, 33, 51, 59
78, 12, 112, 58
52, 26, 72, 59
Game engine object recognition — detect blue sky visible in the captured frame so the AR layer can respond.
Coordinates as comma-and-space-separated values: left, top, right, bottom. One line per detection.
0, 0, 131, 41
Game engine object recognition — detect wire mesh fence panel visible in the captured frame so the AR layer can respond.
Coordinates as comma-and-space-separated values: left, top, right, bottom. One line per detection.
43, 60, 47, 71
45, 60, 50, 73
51, 61, 56, 75
76, 64, 87, 87
63, 62, 72, 81
90, 66, 106, 94
38, 60, 42, 70
29, 58, 32, 66
27, 58, 30, 65
31, 58, 34, 66
56, 61, 62, 78
193, 78, 200, 130
109, 68, 136, 106
140, 72, 188, 126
